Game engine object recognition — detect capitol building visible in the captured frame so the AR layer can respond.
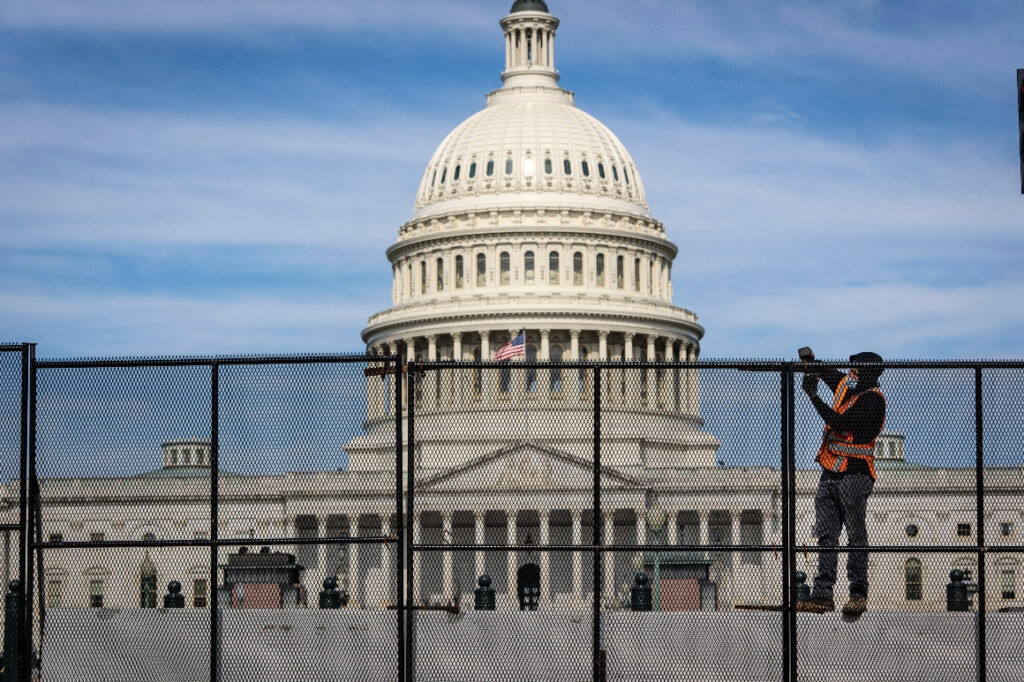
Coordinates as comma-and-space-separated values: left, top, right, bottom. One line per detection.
4, 0, 1021, 617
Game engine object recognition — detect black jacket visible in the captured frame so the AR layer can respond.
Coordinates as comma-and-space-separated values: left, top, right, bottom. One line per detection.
808, 368, 886, 475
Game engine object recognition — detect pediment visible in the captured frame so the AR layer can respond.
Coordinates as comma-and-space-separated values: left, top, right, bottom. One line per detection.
417, 441, 641, 492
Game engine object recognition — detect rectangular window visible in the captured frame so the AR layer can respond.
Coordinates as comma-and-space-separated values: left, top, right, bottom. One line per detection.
616, 256, 624, 289
89, 580, 104, 608
957, 523, 971, 537
194, 579, 208, 608
47, 580, 61, 608
48, 533, 63, 543
436, 258, 444, 291
420, 261, 427, 293
596, 254, 605, 287
1000, 522, 1014, 537
89, 532, 105, 543
1002, 570, 1016, 599
633, 258, 640, 292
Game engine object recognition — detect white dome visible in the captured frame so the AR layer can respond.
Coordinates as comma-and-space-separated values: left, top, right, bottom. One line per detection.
413, 92, 649, 220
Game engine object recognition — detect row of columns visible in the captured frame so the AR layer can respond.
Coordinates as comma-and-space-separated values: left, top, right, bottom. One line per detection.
408, 507, 756, 606
367, 331, 700, 418
505, 24, 554, 70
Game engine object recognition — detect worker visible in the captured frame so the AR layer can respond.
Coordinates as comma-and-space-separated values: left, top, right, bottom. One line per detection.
797, 350, 886, 616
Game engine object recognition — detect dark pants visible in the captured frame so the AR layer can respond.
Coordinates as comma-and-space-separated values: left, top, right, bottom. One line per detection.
811, 470, 874, 601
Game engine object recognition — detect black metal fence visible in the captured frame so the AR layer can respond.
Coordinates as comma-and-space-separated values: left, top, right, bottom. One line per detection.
0, 346, 1021, 681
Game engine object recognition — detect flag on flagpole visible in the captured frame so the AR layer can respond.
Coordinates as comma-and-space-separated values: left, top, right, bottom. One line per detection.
493, 331, 525, 361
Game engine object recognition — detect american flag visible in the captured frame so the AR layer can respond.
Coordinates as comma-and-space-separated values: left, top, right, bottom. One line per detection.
493, 331, 525, 361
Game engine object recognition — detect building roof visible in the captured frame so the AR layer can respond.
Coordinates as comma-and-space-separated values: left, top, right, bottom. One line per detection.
133, 466, 240, 479
510, 0, 550, 13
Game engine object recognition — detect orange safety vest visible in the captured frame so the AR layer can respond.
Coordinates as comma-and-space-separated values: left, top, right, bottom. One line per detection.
816, 376, 886, 481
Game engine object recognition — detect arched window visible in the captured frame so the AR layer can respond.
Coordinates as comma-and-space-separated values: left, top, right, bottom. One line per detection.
549, 251, 560, 285
440, 167, 447, 184
649, 260, 654, 294
563, 159, 572, 175
905, 558, 922, 600
612, 165, 619, 182
581, 160, 590, 177
486, 159, 495, 176
420, 261, 427, 294
598, 162, 606, 179
616, 255, 624, 289
524, 251, 535, 283
436, 257, 444, 291
500, 251, 510, 285
544, 158, 552, 174
573, 252, 583, 285
525, 344, 537, 392
455, 255, 464, 288
550, 345, 563, 393
469, 162, 477, 178
596, 254, 605, 287
505, 158, 513, 175
476, 254, 486, 287
453, 164, 461, 181
624, 167, 630, 185
431, 170, 437, 187
633, 258, 641, 292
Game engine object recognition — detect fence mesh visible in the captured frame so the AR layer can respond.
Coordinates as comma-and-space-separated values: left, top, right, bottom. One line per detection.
0, 355, 1019, 680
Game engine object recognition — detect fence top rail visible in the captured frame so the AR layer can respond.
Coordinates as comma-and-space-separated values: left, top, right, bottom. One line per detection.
34, 352, 399, 369
411, 359, 1024, 371
0, 343, 31, 352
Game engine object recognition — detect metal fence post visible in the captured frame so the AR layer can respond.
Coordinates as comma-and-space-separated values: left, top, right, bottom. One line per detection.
23, 345, 36, 682
974, 367, 986, 682
405, 361, 415, 682
395, 356, 405, 682
592, 365, 603, 682
209, 362, 220, 682
779, 363, 797, 682
16, 345, 30, 682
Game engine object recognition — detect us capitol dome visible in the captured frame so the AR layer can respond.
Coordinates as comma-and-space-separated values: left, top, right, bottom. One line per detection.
351, 0, 720, 472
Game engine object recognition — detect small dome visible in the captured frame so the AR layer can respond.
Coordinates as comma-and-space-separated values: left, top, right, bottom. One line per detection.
510, 0, 549, 13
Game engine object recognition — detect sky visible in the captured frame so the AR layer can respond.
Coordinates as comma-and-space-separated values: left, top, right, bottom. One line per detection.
1, 0, 1022, 361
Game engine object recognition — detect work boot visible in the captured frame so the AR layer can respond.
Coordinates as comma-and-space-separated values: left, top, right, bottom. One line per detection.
795, 597, 834, 613
842, 596, 867, 616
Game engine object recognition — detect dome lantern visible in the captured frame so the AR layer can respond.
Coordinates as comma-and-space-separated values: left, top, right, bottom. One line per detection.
500, 1, 560, 89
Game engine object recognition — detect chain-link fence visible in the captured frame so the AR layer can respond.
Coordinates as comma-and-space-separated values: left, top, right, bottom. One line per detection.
1, 351, 1022, 680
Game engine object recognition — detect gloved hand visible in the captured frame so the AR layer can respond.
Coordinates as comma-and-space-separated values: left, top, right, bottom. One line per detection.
802, 373, 818, 396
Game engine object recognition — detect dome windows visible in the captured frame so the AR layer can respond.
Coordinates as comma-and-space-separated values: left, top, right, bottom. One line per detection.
563, 159, 572, 175
455, 255, 464, 288
616, 256, 624, 289
633, 258, 641, 292
544, 158, 552, 174
524, 251, 535, 283
598, 162, 606, 179
612, 165, 619, 182
505, 158, 514, 176
549, 251, 560, 285
431, 170, 437, 187
441, 168, 448, 184
500, 252, 510, 285
573, 252, 583, 285
486, 160, 495, 177
581, 160, 590, 177
453, 165, 461, 181
469, 162, 477, 179
523, 157, 535, 178
476, 253, 487, 287
596, 253, 605, 286
436, 257, 444, 291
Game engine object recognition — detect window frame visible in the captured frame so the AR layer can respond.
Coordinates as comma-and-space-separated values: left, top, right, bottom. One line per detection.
905, 558, 922, 601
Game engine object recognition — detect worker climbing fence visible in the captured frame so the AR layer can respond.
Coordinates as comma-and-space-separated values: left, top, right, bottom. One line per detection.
0, 346, 1022, 680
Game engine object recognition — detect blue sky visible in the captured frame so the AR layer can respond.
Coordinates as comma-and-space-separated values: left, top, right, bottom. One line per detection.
1, 0, 1022, 360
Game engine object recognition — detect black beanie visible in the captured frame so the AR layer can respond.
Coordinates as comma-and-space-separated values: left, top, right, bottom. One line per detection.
849, 351, 884, 386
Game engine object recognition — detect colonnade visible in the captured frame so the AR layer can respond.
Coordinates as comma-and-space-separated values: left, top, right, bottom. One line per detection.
367, 329, 700, 418
294, 506, 763, 609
